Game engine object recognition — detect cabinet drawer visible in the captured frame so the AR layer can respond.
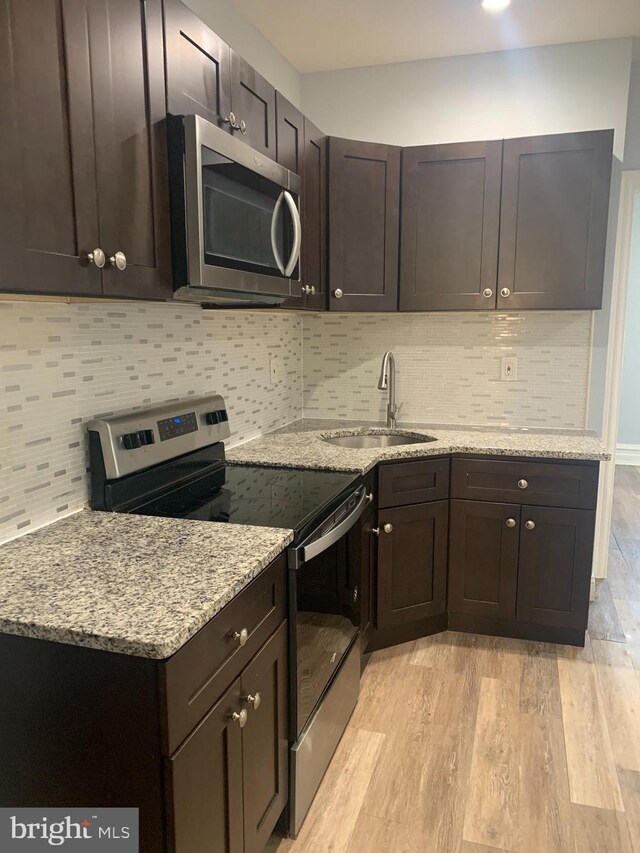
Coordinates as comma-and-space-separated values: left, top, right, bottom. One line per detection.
450, 458, 598, 510
163, 554, 286, 755
378, 458, 449, 508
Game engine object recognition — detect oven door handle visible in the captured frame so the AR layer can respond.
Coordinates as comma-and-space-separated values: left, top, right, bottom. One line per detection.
291, 486, 367, 568
271, 191, 286, 275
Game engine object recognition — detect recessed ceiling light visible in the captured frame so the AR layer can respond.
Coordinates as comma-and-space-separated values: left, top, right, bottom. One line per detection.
481, 0, 511, 12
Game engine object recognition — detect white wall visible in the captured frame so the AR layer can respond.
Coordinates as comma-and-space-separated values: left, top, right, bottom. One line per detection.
183, 0, 301, 106
302, 38, 633, 158
618, 193, 640, 446
624, 60, 640, 170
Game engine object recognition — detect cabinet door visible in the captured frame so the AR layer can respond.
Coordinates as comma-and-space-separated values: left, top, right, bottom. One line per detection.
0, 0, 101, 296
517, 506, 595, 630
275, 92, 303, 174
348, 503, 377, 651
377, 501, 448, 629
448, 500, 520, 619
399, 140, 502, 311
164, 0, 231, 126
167, 677, 244, 853
240, 622, 288, 853
90, 0, 172, 300
498, 130, 613, 310
328, 138, 400, 311
301, 118, 327, 310
230, 50, 277, 159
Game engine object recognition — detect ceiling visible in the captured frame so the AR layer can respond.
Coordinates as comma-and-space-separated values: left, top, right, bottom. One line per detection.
234, 0, 640, 72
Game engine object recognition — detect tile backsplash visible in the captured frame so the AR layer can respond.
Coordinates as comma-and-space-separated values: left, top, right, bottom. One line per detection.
303, 312, 593, 428
1, 302, 594, 544
0, 302, 301, 543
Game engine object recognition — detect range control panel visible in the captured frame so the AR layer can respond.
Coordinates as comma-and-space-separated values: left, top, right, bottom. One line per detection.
87, 394, 231, 480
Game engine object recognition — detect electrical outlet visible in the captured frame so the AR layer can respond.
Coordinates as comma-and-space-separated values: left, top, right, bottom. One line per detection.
501, 356, 518, 381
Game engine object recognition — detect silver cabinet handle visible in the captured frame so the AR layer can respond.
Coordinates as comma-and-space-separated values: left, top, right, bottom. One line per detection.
243, 692, 261, 711
501, 287, 511, 298
366, 492, 374, 503
222, 111, 241, 131
482, 288, 493, 298
505, 518, 517, 528
232, 628, 249, 647
525, 520, 536, 530
239, 119, 247, 135
283, 191, 301, 277
518, 479, 528, 490
231, 709, 248, 728
333, 288, 343, 299
110, 251, 127, 271
88, 248, 106, 268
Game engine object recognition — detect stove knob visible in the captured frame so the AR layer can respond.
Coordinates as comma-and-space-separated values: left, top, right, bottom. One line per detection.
138, 430, 155, 446
122, 432, 141, 450
205, 411, 221, 425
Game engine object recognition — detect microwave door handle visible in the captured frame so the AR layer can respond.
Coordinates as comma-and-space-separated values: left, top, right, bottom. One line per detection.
283, 190, 302, 277
291, 486, 367, 568
270, 190, 286, 275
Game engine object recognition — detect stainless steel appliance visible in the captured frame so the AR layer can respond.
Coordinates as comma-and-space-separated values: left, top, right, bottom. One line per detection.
167, 115, 302, 306
87, 396, 364, 837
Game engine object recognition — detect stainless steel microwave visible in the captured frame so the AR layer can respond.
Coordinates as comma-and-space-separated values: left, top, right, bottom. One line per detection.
167, 114, 302, 306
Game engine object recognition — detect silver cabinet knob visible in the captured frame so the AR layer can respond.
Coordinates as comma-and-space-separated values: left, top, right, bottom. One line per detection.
302, 285, 316, 295
87, 248, 106, 268
525, 520, 536, 530
243, 692, 261, 711
309, 285, 316, 295
232, 628, 249, 647
501, 287, 511, 298
222, 111, 240, 130
231, 709, 248, 728
333, 288, 343, 299
505, 518, 517, 528
366, 492, 374, 503
518, 479, 528, 490
383, 523, 393, 534
482, 288, 493, 298
110, 251, 127, 271
239, 119, 247, 135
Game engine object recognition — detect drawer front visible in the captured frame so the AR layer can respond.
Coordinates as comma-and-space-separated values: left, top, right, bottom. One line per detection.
163, 554, 286, 754
378, 458, 450, 508
450, 458, 598, 510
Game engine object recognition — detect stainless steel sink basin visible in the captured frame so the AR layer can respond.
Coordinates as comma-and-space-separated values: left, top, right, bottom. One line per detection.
323, 432, 436, 449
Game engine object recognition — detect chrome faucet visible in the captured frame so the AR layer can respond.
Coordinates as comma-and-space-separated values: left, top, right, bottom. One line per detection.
378, 351, 398, 428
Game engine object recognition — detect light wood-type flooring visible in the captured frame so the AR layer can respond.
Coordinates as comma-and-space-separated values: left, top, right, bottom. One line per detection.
269, 465, 640, 853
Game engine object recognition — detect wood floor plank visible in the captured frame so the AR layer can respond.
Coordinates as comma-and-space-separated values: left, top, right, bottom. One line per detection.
557, 651, 624, 811
289, 726, 386, 853
346, 813, 428, 853
618, 769, 640, 853
410, 630, 473, 671
462, 677, 520, 849
613, 598, 640, 678
519, 642, 562, 718
588, 579, 627, 642
474, 635, 527, 684
571, 803, 632, 853
349, 642, 414, 734
608, 543, 640, 602
591, 639, 640, 772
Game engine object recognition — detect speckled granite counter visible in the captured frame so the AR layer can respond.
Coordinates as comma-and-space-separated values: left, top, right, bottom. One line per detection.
227, 419, 609, 474
0, 511, 292, 659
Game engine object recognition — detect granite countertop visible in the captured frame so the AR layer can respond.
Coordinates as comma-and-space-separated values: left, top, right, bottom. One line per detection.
0, 511, 293, 659
227, 418, 610, 474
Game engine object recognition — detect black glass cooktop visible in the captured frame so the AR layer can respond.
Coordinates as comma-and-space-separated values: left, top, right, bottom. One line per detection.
131, 463, 360, 538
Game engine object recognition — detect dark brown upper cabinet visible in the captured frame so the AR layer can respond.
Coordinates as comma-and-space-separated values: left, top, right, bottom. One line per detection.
275, 92, 303, 174
0, 0, 171, 300
164, 0, 231, 125
300, 119, 328, 310
498, 130, 613, 310
328, 138, 401, 311
399, 140, 503, 311
229, 50, 277, 159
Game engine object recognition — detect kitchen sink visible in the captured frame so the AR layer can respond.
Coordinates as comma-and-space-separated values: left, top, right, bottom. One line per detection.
322, 431, 437, 449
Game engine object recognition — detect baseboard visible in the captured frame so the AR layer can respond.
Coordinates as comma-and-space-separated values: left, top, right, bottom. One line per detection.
616, 443, 640, 466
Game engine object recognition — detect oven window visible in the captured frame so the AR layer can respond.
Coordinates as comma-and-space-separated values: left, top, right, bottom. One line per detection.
201, 146, 295, 278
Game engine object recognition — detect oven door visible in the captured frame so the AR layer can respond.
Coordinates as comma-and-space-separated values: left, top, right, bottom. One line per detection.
290, 486, 366, 738
180, 114, 301, 300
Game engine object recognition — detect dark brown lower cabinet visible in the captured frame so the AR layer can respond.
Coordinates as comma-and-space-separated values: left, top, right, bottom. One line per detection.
448, 500, 520, 619
376, 500, 448, 629
168, 621, 288, 853
516, 505, 595, 630
349, 502, 377, 653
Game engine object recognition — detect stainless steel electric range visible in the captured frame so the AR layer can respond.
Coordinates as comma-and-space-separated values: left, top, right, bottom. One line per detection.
87, 394, 366, 837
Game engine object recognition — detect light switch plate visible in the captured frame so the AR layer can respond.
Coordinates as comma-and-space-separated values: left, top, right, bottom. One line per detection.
501, 356, 518, 381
